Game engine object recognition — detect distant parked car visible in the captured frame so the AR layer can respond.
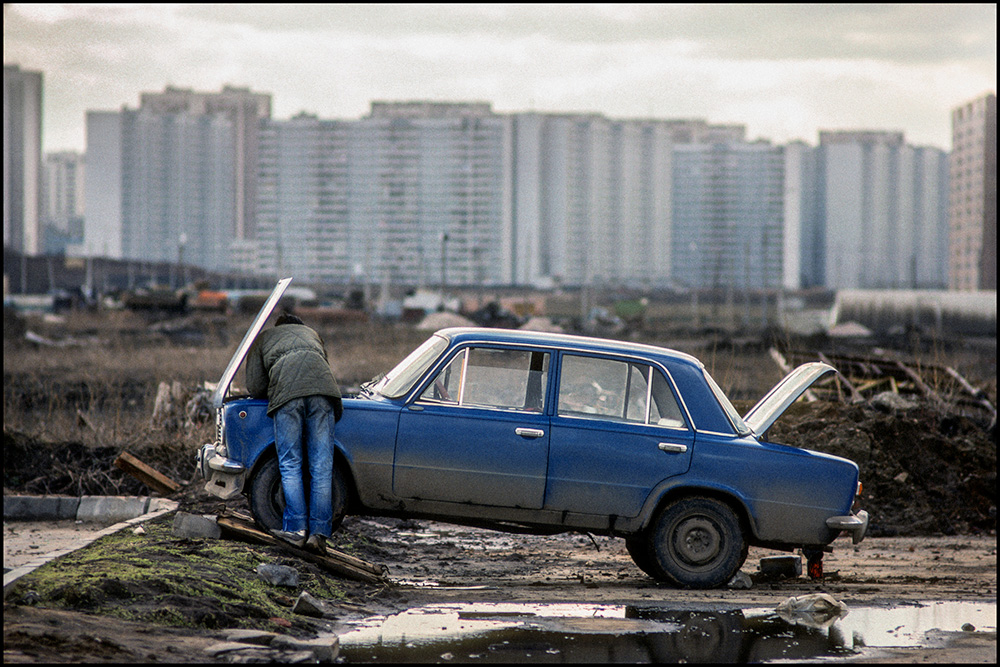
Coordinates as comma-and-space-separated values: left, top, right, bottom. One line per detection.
199, 279, 867, 588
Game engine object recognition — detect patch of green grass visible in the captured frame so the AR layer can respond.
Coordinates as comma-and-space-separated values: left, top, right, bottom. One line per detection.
8, 512, 349, 630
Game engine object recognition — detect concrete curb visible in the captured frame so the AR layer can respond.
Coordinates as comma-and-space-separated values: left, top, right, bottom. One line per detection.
3, 496, 179, 597
4, 495, 176, 523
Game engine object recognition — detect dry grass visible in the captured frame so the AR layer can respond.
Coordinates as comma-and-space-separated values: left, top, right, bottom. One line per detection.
4, 308, 994, 463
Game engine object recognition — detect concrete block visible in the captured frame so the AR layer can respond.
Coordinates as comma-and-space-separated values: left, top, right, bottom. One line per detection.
760, 555, 802, 579
77, 496, 150, 523
3, 495, 80, 520
171, 512, 222, 539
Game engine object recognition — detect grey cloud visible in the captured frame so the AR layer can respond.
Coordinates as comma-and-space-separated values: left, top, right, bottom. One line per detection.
177, 4, 995, 63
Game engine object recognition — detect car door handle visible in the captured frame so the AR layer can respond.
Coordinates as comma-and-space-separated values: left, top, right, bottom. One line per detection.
515, 427, 545, 438
658, 442, 688, 453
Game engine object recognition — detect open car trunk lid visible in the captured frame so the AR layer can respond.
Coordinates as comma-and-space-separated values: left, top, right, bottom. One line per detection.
211, 277, 292, 408
743, 361, 837, 437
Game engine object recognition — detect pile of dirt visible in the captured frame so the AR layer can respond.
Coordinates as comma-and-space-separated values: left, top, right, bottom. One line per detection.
769, 399, 996, 536
3, 428, 198, 497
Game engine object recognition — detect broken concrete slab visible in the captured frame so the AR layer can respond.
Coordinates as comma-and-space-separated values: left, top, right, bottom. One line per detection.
171, 512, 222, 539
270, 634, 340, 662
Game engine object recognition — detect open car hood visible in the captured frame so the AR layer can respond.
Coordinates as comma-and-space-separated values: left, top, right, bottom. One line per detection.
742, 361, 837, 437
211, 277, 292, 408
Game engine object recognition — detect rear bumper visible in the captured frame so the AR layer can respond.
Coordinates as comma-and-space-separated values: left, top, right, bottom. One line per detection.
826, 510, 869, 544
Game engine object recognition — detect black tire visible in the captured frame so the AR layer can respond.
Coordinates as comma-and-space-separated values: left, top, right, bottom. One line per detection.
648, 496, 746, 588
247, 455, 348, 534
625, 535, 659, 578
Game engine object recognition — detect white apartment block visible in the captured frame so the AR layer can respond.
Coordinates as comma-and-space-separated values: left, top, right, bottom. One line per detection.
85, 108, 236, 272
949, 93, 996, 290
252, 103, 511, 286
671, 141, 785, 290
819, 131, 949, 289
510, 114, 673, 287
4, 64, 43, 255
41, 151, 85, 253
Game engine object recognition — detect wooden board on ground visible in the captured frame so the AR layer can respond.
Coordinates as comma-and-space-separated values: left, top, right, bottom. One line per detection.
114, 451, 181, 495
216, 511, 390, 585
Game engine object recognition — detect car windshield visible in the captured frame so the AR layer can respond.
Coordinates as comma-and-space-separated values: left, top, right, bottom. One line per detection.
373, 334, 450, 399
702, 369, 752, 436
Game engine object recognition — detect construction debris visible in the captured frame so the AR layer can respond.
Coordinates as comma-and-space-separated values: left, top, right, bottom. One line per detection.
114, 451, 181, 496
216, 511, 391, 586
774, 348, 997, 428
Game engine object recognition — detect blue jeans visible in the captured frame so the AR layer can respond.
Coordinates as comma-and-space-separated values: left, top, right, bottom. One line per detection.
273, 395, 336, 537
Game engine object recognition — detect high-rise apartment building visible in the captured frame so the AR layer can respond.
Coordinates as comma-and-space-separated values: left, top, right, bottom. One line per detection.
140, 85, 271, 241
355, 102, 511, 286
4, 64, 43, 255
41, 151, 85, 254
671, 141, 785, 291
511, 114, 676, 287
949, 93, 996, 290
817, 131, 949, 289
84, 107, 236, 271
250, 102, 511, 286
250, 113, 353, 283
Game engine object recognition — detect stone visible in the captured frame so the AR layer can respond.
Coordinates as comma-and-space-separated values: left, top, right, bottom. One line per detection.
171, 512, 222, 539
727, 571, 753, 589
77, 495, 150, 523
292, 591, 326, 618
270, 634, 340, 662
221, 628, 279, 645
203, 641, 264, 656
256, 563, 300, 588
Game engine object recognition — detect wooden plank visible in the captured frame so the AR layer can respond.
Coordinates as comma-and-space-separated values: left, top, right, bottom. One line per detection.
216, 513, 390, 585
114, 450, 180, 495
895, 361, 945, 406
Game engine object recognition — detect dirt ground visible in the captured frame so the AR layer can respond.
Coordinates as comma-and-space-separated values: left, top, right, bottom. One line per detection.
3, 311, 996, 662
4, 497, 997, 663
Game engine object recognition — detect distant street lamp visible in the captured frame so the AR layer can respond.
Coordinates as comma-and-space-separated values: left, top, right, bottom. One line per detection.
439, 232, 449, 311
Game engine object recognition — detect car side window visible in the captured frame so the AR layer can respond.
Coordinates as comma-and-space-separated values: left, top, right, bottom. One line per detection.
558, 355, 646, 423
649, 368, 687, 429
558, 355, 687, 428
419, 347, 549, 412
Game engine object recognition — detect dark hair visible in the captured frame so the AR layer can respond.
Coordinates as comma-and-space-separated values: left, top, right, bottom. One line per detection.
275, 312, 305, 326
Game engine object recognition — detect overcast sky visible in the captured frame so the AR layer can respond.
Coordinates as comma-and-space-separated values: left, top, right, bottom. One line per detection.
4, 3, 996, 154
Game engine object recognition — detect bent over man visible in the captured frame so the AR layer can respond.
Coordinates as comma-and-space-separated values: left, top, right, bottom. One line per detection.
246, 312, 343, 553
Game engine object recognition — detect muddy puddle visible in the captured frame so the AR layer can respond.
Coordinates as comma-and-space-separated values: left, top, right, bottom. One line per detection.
337, 600, 996, 663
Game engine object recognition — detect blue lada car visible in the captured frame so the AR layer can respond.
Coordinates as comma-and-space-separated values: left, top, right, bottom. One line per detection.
198, 279, 868, 588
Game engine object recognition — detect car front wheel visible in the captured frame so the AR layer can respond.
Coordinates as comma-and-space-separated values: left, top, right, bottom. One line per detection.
648, 496, 746, 588
247, 455, 348, 534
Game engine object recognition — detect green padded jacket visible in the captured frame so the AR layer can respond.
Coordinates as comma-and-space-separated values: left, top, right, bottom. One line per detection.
245, 323, 343, 419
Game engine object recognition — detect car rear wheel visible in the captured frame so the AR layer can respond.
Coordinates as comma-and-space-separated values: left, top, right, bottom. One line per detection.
247, 455, 348, 534
648, 496, 746, 588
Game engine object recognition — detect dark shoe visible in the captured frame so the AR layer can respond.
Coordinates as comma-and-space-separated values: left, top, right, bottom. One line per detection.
270, 528, 306, 548
305, 533, 327, 555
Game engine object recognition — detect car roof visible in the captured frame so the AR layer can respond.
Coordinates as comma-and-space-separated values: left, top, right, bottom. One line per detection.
435, 327, 705, 370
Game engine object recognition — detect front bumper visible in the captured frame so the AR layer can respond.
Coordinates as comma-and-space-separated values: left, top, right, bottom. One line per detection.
197, 443, 246, 499
826, 510, 869, 544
